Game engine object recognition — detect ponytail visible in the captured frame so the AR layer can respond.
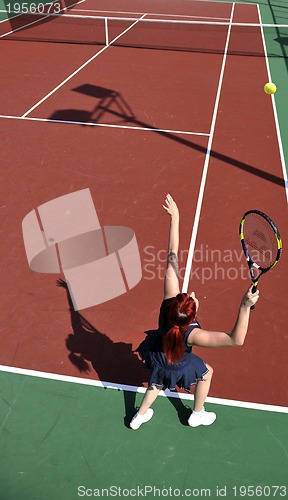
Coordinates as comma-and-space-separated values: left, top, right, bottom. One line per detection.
163, 293, 197, 365
162, 325, 184, 365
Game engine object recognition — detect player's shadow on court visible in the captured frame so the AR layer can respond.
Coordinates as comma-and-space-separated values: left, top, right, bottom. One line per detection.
57, 279, 192, 427
49, 83, 285, 189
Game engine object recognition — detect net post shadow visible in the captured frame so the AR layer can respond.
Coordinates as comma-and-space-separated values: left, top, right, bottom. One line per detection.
73, 84, 135, 124
49, 85, 135, 125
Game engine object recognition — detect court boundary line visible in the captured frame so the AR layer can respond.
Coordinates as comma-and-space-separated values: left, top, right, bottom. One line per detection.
0, 0, 81, 38
20, 13, 147, 118
70, 9, 231, 21
182, 2, 235, 292
257, 5, 288, 202
0, 114, 210, 136
0, 13, 22, 23
0, 364, 287, 413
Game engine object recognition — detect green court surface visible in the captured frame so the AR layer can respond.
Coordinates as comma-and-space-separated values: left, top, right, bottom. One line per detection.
0, 371, 287, 500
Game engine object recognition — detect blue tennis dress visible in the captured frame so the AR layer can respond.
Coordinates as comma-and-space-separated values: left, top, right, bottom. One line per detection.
136, 298, 208, 392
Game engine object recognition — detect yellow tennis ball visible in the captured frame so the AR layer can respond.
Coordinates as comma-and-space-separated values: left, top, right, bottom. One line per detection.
264, 82, 277, 94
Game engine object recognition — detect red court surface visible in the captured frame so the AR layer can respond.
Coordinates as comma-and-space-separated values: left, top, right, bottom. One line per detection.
1, 0, 287, 408
0, 42, 102, 116
27, 47, 224, 134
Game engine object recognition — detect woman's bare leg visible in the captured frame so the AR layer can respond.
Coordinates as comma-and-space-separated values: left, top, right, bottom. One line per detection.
138, 386, 162, 414
130, 386, 162, 429
193, 364, 213, 412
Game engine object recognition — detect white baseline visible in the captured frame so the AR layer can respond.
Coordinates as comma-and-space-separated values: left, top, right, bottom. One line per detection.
0, 364, 287, 413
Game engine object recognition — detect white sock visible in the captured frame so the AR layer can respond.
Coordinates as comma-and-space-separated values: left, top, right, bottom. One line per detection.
193, 407, 204, 414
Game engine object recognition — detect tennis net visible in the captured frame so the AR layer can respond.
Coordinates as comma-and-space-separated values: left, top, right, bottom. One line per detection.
1, 10, 288, 58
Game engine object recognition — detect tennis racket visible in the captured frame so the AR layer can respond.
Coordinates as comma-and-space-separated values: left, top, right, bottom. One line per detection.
239, 210, 282, 309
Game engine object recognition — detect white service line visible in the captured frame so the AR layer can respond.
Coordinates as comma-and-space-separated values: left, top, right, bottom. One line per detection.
0, 364, 287, 413
257, 5, 288, 203
62, 0, 86, 9
182, 2, 236, 293
69, 9, 231, 21
21, 14, 147, 118
0, 114, 210, 136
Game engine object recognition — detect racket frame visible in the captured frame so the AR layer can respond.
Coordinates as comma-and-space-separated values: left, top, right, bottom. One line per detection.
239, 209, 282, 300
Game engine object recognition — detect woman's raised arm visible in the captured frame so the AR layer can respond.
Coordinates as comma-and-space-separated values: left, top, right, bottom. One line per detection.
162, 193, 180, 299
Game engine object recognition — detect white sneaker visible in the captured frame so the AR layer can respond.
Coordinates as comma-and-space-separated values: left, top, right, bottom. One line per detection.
130, 409, 154, 430
188, 407, 216, 427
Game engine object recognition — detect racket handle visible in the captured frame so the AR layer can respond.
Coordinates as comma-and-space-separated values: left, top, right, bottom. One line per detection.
250, 285, 258, 310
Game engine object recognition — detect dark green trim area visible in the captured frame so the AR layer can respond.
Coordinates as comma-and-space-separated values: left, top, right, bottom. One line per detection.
0, 372, 287, 500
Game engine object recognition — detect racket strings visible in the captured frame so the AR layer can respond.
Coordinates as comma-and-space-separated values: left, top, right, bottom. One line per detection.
243, 214, 279, 268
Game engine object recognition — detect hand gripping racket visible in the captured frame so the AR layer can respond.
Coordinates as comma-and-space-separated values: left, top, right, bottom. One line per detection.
239, 210, 282, 309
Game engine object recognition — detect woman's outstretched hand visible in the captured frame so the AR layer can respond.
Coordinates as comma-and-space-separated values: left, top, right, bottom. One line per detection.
162, 193, 179, 218
241, 286, 260, 308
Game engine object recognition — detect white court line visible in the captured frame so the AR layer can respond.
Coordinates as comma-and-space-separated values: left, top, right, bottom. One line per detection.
63, 0, 86, 9
0, 364, 287, 413
182, 2, 235, 293
0, 12, 54, 37
0, 13, 22, 23
0, 0, 81, 38
20, 14, 147, 118
257, 5, 288, 203
70, 9, 231, 21
0, 114, 210, 136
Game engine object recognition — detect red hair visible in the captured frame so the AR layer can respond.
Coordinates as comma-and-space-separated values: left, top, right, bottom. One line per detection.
162, 293, 197, 365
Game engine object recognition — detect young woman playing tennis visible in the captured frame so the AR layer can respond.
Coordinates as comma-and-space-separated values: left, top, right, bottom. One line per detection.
130, 193, 259, 430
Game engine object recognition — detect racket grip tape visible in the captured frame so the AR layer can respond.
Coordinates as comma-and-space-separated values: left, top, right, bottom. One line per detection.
250, 284, 258, 310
